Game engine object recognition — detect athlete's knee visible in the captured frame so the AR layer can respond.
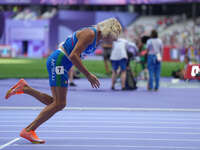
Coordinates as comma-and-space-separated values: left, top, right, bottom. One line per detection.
54, 101, 66, 111
43, 94, 54, 103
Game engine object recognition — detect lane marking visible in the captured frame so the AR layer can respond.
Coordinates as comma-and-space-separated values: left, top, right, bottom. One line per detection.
6, 137, 200, 142
1, 130, 200, 135
1, 136, 200, 141
1, 111, 200, 116
0, 138, 20, 150
1, 117, 200, 122
0, 124, 200, 129
1, 115, 200, 120
11, 144, 200, 149
1, 120, 200, 125
2, 113, 200, 117
1, 106, 200, 112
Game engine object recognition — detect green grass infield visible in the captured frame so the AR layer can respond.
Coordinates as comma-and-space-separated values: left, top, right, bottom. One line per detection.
0, 58, 184, 78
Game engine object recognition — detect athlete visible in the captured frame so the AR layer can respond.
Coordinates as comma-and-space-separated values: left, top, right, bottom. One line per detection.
5, 18, 122, 144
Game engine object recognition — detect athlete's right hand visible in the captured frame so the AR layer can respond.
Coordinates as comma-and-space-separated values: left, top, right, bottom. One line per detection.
87, 73, 100, 89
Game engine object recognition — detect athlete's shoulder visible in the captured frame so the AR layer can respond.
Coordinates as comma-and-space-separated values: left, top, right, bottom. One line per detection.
77, 27, 96, 43
82, 27, 96, 37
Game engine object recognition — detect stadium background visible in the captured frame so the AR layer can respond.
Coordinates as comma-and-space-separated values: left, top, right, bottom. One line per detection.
0, 0, 199, 79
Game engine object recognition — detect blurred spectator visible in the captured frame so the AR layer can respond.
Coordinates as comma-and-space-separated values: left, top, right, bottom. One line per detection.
172, 56, 192, 80
101, 42, 112, 75
68, 66, 77, 87
13, 8, 37, 20
110, 38, 128, 90
147, 30, 163, 91
126, 40, 138, 68
13, 7, 57, 20
40, 8, 57, 19
138, 35, 149, 80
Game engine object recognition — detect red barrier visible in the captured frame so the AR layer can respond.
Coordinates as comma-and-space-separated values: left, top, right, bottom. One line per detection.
184, 64, 200, 80
163, 45, 179, 62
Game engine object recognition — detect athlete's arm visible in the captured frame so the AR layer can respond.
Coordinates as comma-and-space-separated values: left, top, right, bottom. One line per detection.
69, 28, 100, 88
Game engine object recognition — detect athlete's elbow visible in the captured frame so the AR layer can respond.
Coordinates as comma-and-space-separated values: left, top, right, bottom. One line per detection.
69, 53, 77, 61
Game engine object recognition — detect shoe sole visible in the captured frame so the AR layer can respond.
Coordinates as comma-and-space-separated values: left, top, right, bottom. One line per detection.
32, 141, 45, 144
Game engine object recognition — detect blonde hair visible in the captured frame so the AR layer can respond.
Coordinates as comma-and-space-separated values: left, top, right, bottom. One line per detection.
97, 18, 122, 39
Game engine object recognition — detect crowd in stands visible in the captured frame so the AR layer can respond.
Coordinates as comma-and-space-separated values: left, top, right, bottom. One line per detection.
1, 6, 57, 20
126, 14, 200, 63
14, 7, 57, 20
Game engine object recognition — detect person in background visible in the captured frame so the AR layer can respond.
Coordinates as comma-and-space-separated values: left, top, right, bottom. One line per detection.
5, 18, 122, 144
126, 40, 138, 69
172, 56, 191, 80
110, 37, 128, 90
68, 66, 77, 86
101, 42, 112, 75
146, 30, 163, 91
138, 36, 149, 80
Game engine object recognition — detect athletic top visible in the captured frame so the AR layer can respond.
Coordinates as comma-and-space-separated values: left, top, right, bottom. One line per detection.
110, 38, 128, 60
146, 38, 163, 55
62, 27, 97, 58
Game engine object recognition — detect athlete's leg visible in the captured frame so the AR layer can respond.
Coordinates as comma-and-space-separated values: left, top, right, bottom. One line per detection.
19, 87, 67, 144
23, 85, 53, 105
25, 86, 67, 131
5, 79, 53, 105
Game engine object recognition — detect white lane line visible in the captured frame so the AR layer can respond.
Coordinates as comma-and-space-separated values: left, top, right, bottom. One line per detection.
0, 138, 20, 150
1, 120, 200, 125
2, 115, 200, 119
11, 144, 200, 149
1, 137, 200, 142
7, 137, 200, 142
0, 130, 200, 135
1, 117, 200, 122
0, 124, 200, 129
1, 113, 200, 118
1, 106, 200, 112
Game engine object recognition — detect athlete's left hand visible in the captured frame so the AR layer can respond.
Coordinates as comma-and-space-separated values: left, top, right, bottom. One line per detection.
87, 73, 100, 89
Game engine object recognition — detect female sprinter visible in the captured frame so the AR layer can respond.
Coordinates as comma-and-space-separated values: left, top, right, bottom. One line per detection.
5, 18, 122, 144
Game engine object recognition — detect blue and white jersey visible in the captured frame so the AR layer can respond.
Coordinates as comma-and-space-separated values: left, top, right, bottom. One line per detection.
62, 27, 97, 58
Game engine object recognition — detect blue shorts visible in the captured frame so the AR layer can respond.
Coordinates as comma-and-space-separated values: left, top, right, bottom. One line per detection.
111, 58, 127, 71
46, 50, 73, 87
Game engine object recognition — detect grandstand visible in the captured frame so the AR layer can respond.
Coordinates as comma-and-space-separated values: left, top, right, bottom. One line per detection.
0, 0, 199, 62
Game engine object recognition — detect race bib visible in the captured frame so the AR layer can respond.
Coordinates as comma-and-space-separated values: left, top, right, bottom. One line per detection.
55, 66, 64, 75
